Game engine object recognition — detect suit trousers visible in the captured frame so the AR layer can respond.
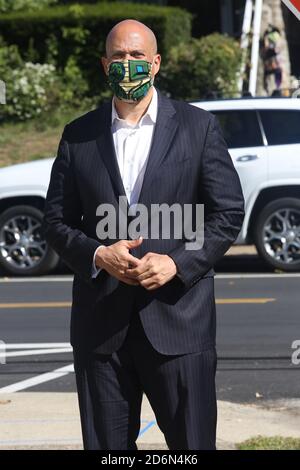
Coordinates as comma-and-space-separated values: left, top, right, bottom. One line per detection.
73, 309, 217, 450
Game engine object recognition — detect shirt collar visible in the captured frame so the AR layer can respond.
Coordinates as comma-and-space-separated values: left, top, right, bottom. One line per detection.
111, 86, 158, 127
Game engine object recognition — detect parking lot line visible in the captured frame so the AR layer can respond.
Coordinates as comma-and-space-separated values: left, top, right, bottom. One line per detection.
1, 273, 300, 283
0, 348, 72, 359
0, 277, 73, 282
5, 343, 71, 349
0, 298, 276, 309
0, 364, 74, 393
216, 298, 275, 304
0, 302, 71, 308
138, 421, 156, 436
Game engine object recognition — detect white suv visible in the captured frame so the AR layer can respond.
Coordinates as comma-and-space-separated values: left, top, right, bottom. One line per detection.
0, 97, 300, 275
192, 97, 300, 272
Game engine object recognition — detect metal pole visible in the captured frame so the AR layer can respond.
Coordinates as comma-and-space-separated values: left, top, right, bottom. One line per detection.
249, 0, 263, 96
238, 0, 254, 93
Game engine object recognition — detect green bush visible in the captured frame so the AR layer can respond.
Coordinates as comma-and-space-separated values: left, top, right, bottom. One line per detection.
0, 2, 192, 99
0, 36, 89, 121
158, 33, 243, 100
0, 0, 58, 13
59, 55, 89, 105
0, 37, 23, 73
0, 60, 59, 121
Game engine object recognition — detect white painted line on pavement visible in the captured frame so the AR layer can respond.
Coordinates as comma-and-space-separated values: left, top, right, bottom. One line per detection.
216, 273, 300, 279
5, 343, 71, 349
0, 348, 72, 359
0, 363, 74, 394
0, 277, 73, 283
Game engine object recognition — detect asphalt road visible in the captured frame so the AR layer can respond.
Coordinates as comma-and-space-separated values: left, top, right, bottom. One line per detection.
0, 255, 299, 404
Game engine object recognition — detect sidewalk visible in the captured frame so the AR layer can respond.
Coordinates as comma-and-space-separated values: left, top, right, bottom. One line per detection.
1, 393, 300, 450
225, 245, 257, 256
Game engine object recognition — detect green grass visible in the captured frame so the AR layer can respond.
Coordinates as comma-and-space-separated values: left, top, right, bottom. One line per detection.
236, 436, 300, 450
0, 104, 93, 168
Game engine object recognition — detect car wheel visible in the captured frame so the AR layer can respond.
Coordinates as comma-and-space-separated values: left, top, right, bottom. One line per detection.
254, 198, 300, 271
0, 205, 59, 276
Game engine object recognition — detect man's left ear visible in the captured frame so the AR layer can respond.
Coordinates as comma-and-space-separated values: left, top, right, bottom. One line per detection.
152, 54, 161, 75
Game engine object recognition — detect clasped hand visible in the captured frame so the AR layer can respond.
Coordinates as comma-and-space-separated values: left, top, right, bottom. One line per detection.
94, 237, 177, 290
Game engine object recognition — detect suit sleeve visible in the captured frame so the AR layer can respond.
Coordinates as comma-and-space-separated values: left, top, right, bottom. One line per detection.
41, 125, 102, 284
168, 113, 245, 289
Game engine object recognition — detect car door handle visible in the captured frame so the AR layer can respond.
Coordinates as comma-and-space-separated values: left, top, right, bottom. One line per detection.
236, 154, 258, 162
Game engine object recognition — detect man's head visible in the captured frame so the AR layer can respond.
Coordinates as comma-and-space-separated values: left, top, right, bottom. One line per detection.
101, 19, 161, 102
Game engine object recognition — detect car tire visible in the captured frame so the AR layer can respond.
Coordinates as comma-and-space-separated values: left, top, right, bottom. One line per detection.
254, 197, 300, 272
0, 205, 59, 276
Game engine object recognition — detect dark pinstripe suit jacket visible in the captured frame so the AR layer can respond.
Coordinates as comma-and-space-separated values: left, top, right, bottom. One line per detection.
42, 88, 245, 355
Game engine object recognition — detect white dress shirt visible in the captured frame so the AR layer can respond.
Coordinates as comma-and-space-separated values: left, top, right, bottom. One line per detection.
92, 86, 158, 277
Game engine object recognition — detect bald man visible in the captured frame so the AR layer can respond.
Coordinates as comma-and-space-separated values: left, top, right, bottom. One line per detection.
42, 19, 245, 450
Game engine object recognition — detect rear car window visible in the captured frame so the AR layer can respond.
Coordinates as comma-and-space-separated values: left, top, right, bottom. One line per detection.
259, 110, 300, 146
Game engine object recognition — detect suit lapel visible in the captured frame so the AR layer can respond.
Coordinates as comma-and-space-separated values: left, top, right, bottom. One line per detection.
95, 101, 128, 207
136, 88, 178, 206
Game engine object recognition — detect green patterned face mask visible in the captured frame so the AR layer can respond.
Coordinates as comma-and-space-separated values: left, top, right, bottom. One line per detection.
107, 59, 154, 102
